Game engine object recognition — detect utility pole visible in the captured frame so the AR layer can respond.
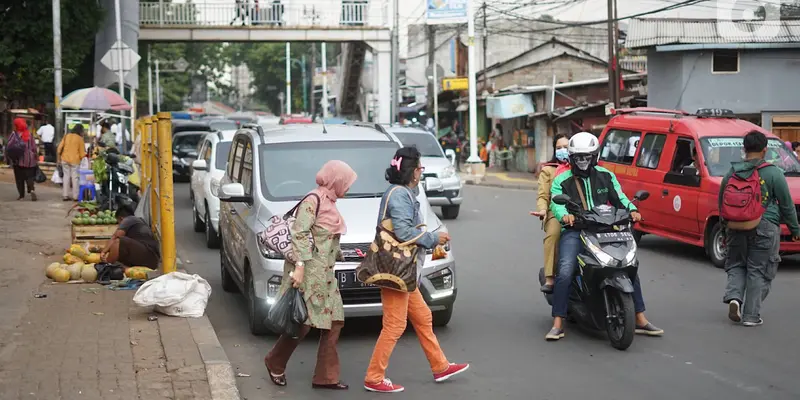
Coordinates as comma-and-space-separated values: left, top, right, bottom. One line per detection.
311, 43, 317, 118
301, 55, 308, 113
52, 0, 63, 141
606, 0, 617, 109
321, 42, 329, 119
466, 0, 480, 164
285, 42, 291, 115
391, 0, 399, 123
427, 25, 436, 118
113, 0, 126, 154
147, 47, 153, 115
481, 1, 487, 91
613, 0, 621, 108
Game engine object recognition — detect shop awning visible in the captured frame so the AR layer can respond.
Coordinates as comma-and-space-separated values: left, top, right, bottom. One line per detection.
399, 103, 426, 114
553, 102, 608, 121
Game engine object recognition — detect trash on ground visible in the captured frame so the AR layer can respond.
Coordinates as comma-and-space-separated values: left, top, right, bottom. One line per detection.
133, 272, 211, 318
236, 373, 250, 378
33, 293, 47, 298
147, 315, 158, 321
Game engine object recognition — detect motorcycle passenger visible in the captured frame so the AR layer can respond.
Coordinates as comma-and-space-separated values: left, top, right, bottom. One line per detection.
546, 132, 663, 341
531, 133, 571, 293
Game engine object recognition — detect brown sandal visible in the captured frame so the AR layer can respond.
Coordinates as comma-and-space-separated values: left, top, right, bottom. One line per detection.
264, 357, 286, 386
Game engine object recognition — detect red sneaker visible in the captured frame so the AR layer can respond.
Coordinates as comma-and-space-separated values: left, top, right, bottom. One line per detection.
364, 378, 405, 393
433, 363, 470, 382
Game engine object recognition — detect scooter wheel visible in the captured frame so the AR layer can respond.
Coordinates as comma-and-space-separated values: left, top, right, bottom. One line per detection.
605, 289, 635, 351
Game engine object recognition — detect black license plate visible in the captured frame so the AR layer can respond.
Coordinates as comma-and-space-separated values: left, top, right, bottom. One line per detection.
596, 231, 634, 243
336, 270, 374, 289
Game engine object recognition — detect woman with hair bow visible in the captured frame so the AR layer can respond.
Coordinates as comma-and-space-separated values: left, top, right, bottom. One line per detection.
363, 146, 470, 394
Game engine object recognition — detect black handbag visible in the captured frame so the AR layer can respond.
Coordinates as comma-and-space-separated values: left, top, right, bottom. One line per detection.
34, 166, 47, 183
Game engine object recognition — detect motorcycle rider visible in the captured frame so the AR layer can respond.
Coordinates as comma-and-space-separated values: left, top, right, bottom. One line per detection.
546, 132, 663, 341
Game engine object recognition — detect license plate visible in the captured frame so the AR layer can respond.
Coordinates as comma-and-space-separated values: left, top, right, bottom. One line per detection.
596, 231, 634, 243
336, 270, 374, 289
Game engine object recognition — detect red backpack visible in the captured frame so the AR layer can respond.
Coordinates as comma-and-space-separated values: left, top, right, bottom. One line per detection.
720, 163, 769, 223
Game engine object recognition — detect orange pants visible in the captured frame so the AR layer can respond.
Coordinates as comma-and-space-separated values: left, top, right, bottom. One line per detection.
365, 288, 449, 383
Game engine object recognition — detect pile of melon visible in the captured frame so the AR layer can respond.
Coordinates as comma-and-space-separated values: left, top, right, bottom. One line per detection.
45, 244, 102, 283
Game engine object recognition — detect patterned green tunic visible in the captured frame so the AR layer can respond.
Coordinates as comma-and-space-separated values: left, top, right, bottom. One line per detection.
278, 197, 345, 330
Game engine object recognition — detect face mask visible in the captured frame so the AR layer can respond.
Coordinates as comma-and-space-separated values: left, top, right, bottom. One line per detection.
572, 154, 593, 171
555, 148, 569, 162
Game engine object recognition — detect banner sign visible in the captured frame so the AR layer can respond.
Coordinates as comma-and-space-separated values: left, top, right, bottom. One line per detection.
426, 0, 468, 25
486, 94, 535, 119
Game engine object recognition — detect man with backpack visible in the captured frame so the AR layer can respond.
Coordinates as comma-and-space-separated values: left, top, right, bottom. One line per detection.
719, 130, 800, 327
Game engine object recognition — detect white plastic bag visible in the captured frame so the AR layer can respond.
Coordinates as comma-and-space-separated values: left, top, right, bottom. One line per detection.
51, 168, 63, 184
132, 272, 212, 318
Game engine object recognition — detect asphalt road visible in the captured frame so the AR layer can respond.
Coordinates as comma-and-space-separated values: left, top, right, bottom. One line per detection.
172, 183, 800, 400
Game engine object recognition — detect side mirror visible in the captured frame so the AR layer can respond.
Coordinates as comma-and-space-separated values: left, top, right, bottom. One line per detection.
633, 190, 650, 201
191, 159, 208, 171
552, 194, 571, 205
444, 149, 456, 166
218, 182, 249, 203
681, 165, 698, 177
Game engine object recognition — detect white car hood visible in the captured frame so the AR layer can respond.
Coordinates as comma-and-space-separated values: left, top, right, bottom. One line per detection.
256, 190, 442, 244
420, 156, 453, 174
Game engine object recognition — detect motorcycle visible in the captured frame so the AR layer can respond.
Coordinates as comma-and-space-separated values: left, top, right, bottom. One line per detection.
97, 149, 140, 212
538, 190, 650, 350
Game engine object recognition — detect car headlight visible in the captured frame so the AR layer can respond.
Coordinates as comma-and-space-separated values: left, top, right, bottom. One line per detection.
439, 165, 456, 179
210, 177, 221, 197
257, 235, 284, 259
585, 239, 615, 267
426, 240, 451, 254
267, 275, 282, 304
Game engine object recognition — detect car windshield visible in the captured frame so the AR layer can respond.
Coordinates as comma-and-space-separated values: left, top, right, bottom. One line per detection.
392, 131, 444, 157
209, 120, 238, 131
700, 137, 800, 176
173, 134, 203, 153
173, 124, 211, 134
259, 140, 399, 201
215, 141, 232, 170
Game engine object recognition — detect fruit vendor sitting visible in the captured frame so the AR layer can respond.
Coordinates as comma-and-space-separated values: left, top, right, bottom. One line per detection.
100, 203, 160, 270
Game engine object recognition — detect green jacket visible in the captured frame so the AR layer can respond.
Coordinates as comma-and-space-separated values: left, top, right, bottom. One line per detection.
550, 166, 636, 224
719, 158, 800, 236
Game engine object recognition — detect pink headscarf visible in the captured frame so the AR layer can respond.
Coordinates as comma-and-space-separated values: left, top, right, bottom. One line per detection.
309, 160, 357, 234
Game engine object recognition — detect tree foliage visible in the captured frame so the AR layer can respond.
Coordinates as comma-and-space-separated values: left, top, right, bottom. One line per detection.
0, 0, 104, 105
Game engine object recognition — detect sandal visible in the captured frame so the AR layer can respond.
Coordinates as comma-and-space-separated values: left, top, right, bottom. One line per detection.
264, 357, 286, 386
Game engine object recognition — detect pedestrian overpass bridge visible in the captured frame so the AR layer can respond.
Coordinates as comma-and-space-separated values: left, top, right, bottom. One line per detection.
138, 1, 391, 121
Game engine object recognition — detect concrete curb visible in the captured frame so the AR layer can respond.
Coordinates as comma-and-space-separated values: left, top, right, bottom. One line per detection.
188, 317, 242, 400
463, 180, 537, 191
175, 254, 242, 400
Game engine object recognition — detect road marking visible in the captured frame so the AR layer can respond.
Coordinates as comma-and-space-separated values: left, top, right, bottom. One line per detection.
654, 351, 762, 394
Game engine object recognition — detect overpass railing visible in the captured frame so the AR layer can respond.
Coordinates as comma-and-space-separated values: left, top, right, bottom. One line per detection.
140, 1, 387, 28
137, 113, 176, 274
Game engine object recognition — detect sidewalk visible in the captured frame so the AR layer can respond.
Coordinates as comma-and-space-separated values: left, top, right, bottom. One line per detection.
460, 168, 538, 190
0, 182, 240, 400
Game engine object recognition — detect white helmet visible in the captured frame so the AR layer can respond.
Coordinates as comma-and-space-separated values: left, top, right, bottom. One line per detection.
568, 132, 599, 155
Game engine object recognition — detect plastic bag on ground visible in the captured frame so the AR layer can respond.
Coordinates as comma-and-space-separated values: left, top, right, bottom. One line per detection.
132, 272, 212, 318
267, 287, 308, 337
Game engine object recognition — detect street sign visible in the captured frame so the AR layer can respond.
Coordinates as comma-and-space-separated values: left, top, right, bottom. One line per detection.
100, 41, 141, 72
442, 77, 468, 91
426, 0, 468, 25
173, 58, 189, 72
278, 92, 285, 101
426, 64, 445, 82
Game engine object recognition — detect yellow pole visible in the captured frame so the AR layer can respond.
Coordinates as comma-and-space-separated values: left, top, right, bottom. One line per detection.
156, 112, 176, 273
149, 116, 160, 236
140, 118, 149, 188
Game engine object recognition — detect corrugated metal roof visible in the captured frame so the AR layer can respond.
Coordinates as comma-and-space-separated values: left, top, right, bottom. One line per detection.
626, 18, 800, 48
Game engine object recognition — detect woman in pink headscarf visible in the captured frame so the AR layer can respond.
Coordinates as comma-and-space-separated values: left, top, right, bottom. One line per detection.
265, 160, 357, 391
6, 118, 39, 200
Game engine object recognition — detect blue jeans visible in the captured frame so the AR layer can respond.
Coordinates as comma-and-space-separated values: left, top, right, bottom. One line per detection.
552, 230, 647, 318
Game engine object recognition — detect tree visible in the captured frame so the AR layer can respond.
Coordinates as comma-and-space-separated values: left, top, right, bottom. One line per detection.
0, 0, 104, 106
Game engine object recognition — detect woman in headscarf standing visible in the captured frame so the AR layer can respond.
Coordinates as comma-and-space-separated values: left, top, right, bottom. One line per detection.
264, 160, 357, 391
363, 147, 469, 394
7, 118, 39, 201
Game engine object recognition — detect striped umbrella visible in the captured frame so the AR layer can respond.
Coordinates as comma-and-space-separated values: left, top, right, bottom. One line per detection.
61, 86, 132, 111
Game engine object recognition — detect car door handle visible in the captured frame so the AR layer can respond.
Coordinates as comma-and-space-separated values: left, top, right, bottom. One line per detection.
662, 189, 669, 196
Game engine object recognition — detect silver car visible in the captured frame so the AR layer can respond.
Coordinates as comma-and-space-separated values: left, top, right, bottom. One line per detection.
217, 123, 458, 335
385, 127, 464, 219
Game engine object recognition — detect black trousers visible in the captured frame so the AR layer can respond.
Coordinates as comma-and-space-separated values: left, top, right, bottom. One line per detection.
43, 143, 56, 162
12, 166, 35, 197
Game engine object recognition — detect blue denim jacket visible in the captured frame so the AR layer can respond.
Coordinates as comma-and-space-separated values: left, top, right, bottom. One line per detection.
378, 184, 440, 267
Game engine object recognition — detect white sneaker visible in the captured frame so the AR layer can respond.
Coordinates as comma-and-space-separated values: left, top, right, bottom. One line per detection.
728, 300, 741, 323
743, 318, 764, 327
